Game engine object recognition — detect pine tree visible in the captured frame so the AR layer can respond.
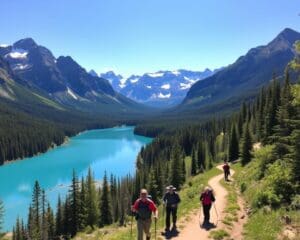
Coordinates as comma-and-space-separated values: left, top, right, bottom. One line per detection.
147, 168, 159, 203
197, 142, 205, 171
55, 196, 64, 237
191, 149, 197, 175
99, 172, 113, 226
69, 170, 80, 236
86, 168, 99, 228
46, 203, 55, 240
292, 130, 300, 184
228, 124, 239, 161
169, 144, 184, 189
240, 124, 253, 165
78, 177, 87, 230
29, 181, 42, 240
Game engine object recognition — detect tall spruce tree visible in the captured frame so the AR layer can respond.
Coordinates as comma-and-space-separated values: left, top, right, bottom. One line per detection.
191, 149, 197, 175
78, 177, 87, 230
86, 168, 99, 228
69, 170, 80, 236
240, 124, 253, 165
99, 172, 113, 226
228, 124, 239, 161
197, 142, 205, 171
169, 144, 184, 189
55, 195, 63, 237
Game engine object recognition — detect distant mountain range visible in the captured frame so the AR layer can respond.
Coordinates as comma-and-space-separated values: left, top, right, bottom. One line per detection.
0, 28, 299, 116
178, 28, 300, 114
0, 38, 143, 113
90, 68, 222, 107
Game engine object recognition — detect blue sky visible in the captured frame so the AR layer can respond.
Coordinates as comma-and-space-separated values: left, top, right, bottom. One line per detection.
1, 0, 299, 76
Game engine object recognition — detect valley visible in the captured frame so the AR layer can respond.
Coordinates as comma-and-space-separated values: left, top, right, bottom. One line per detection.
0, 4, 299, 239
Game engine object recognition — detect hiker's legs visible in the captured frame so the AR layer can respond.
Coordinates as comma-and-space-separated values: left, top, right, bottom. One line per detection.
143, 219, 152, 239
171, 207, 177, 227
203, 204, 211, 223
137, 219, 144, 240
166, 207, 171, 229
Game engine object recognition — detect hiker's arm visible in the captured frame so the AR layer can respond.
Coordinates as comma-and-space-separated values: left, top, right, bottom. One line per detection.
177, 193, 181, 203
150, 202, 158, 218
163, 194, 167, 204
211, 194, 216, 202
132, 200, 139, 212
200, 193, 203, 201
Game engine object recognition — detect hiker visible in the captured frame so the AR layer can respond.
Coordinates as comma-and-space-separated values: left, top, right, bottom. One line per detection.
163, 185, 181, 232
132, 189, 158, 240
222, 161, 230, 181
200, 186, 215, 226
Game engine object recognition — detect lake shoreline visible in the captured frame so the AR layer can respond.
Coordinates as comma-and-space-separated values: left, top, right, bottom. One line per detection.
2, 125, 142, 166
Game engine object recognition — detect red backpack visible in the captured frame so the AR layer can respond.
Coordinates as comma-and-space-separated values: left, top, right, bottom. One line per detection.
202, 191, 212, 205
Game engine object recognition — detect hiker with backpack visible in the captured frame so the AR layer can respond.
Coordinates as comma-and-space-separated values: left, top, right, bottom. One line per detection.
200, 186, 216, 226
163, 185, 181, 232
222, 161, 231, 181
132, 189, 158, 240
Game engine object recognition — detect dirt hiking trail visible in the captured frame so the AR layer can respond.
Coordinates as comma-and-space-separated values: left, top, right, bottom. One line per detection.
162, 165, 246, 240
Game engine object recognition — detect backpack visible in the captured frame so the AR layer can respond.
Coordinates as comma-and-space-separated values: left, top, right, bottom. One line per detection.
136, 199, 152, 220
202, 191, 213, 205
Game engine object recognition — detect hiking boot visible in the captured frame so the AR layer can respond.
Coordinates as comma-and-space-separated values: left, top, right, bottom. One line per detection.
172, 224, 177, 230
165, 227, 170, 232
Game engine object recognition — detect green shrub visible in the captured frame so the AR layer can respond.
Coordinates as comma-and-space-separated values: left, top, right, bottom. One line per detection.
290, 194, 300, 210
240, 182, 247, 193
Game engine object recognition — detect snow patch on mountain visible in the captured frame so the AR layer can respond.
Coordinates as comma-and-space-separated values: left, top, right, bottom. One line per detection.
161, 83, 170, 89
147, 72, 164, 78
5, 49, 28, 59
158, 92, 171, 98
67, 87, 78, 100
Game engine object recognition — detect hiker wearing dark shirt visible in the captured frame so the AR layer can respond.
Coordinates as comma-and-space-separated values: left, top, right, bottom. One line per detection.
163, 185, 181, 232
200, 186, 215, 225
223, 162, 230, 181
132, 189, 158, 240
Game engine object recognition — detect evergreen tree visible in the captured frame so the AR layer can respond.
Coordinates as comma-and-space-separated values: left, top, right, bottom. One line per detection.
78, 177, 87, 230
99, 172, 113, 226
147, 168, 159, 203
292, 130, 300, 184
228, 124, 239, 161
191, 149, 197, 175
55, 196, 64, 237
46, 203, 55, 240
197, 142, 205, 171
169, 144, 184, 189
86, 168, 99, 228
240, 124, 253, 165
69, 170, 80, 236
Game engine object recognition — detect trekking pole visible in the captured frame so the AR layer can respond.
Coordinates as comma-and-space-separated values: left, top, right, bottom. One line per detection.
154, 217, 157, 240
130, 213, 133, 239
213, 202, 219, 225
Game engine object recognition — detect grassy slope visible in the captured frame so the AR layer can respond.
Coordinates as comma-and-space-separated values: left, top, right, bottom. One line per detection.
74, 166, 221, 240
233, 159, 300, 240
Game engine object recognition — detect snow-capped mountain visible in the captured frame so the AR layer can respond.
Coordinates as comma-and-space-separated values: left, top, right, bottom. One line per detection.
97, 69, 221, 107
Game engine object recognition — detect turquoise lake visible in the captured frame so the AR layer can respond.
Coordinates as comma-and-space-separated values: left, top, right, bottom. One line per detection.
0, 126, 152, 231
